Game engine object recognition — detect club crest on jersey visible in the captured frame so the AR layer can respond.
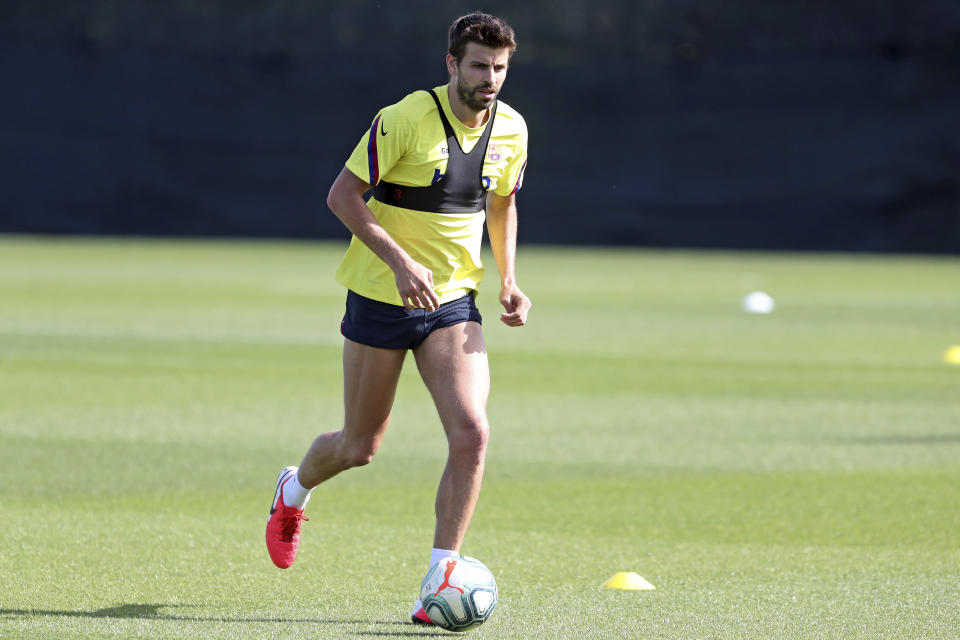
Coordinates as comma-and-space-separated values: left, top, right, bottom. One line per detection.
487, 144, 502, 162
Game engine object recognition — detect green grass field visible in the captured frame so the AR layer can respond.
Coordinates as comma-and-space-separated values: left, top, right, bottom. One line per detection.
1, 236, 958, 639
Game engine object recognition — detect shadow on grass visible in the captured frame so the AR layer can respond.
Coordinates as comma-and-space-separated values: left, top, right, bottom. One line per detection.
353, 633, 449, 637
0, 603, 374, 625
352, 624, 450, 637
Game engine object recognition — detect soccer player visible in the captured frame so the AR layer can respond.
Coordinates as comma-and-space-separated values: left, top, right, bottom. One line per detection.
265, 12, 531, 625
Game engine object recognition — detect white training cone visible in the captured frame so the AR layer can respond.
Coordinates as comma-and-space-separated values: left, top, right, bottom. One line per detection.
742, 291, 775, 314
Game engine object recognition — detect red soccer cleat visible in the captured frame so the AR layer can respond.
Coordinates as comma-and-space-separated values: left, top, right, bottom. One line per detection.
265, 466, 309, 569
410, 603, 434, 626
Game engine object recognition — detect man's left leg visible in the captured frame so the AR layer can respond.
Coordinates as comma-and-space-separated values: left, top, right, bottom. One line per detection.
408, 321, 490, 623
414, 320, 491, 550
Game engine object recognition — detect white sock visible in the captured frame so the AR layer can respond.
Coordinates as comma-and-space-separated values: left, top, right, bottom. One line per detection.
281, 471, 313, 509
413, 548, 459, 613
430, 547, 459, 569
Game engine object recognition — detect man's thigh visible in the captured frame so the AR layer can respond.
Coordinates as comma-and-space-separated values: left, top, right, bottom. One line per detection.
412, 322, 490, 428
342, 338, 407, 441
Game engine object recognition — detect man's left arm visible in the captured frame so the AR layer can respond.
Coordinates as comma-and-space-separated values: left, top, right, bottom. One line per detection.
485, 191, 532, 327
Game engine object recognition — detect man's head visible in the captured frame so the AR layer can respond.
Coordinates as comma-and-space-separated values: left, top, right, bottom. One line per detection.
447, 12, 517, 64
446, 13, 517, 115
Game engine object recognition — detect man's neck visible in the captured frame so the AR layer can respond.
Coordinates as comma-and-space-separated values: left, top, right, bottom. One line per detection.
446, 84, 490, 129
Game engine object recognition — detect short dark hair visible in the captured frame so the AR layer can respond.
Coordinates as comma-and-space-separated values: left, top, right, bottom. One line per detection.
448, 12, 517, 63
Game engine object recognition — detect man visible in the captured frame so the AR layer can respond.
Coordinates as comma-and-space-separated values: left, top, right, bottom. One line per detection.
265, 12, 530, 625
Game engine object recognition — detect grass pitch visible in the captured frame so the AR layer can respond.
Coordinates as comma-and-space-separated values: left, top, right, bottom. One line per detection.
1, 236, 958, 639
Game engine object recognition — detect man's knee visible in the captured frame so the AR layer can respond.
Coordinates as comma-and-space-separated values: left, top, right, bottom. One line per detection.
448, 417, 489, 456
338, 436, 380, 469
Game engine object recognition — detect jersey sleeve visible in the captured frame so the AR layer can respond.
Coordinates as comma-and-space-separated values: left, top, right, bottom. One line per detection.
344, 104, 409, 186
494, 119, 528, 197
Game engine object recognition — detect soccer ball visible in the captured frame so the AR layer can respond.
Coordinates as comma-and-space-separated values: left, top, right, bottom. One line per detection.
420, 555, 498, 632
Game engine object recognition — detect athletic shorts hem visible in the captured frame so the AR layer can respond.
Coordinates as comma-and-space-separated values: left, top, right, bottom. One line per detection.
340, 290, 482, 350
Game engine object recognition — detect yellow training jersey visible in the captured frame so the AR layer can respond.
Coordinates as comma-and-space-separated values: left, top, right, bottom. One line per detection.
335, 84, 528, 306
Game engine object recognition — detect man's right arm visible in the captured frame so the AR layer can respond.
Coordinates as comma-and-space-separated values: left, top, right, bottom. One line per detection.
326, 168, 440, 311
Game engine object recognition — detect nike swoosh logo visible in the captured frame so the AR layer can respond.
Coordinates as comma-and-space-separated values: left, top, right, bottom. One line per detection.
270, 468, 294, 515
380, 119, 387, 136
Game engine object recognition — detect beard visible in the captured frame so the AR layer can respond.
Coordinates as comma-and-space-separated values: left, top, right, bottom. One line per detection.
456, 74, 497, 112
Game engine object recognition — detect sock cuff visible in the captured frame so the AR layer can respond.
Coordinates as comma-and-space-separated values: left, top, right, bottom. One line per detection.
430, 547, 459, 569
282, 471, 313, 509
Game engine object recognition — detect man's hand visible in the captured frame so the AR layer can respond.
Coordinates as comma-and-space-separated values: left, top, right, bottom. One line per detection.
395, 259, 440, 311
499, 284, 531, 326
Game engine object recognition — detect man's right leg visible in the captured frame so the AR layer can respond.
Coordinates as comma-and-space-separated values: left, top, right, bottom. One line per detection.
298, 339, 407, 486
266, 338, 407, 568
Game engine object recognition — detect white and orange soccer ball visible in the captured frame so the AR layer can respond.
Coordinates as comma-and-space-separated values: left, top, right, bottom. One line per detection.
419, 555, 498, 632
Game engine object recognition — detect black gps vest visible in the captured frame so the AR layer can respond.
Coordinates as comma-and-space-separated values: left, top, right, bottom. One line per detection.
373, 90, 497, 214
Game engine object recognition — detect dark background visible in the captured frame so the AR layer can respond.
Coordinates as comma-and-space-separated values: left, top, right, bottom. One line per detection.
2, 1, 959, 252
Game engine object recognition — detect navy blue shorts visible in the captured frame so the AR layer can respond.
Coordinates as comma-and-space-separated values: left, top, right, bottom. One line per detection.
340, 290, 482, 350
